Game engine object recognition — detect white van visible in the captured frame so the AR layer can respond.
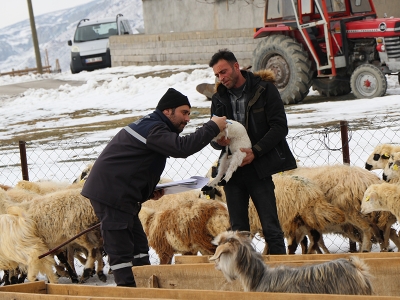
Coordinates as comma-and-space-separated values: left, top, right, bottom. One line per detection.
67, 14, 133, 74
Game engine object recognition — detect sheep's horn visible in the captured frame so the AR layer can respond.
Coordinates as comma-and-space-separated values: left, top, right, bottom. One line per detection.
209, 243, 233, 261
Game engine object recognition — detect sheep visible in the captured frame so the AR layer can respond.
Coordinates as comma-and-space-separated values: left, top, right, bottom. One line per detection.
203, 171, 346, 254
365, 144, 400, 171
284, 164, 396, 252
209, 231, 373, 295
0, 202, 58, 284
139, 197, 231, 264
9, 188, 105, 283
361, 182, 400, 221
202, 119, 251, 189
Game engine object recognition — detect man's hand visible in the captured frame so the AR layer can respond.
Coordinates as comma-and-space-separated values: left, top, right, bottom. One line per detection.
216, 136, 231, 147
211, 115, 227, 132
240, 148, 255, 167
150, 189, 165, 200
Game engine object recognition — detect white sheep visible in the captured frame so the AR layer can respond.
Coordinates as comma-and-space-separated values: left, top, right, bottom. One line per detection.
209, 231, 373, 295
203, 119, 251, 189
0, 196, 58, 284
361, 182, 400, 221
284, 164, 395, 252
9, 188, 105, 283
139, 197, 230, 264
365, 144, 400, 171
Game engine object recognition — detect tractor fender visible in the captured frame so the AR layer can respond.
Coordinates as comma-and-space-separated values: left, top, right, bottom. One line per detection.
254, 26, 293, 39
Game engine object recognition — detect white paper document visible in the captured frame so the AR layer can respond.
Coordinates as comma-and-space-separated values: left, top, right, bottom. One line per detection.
155, 176, 209, 195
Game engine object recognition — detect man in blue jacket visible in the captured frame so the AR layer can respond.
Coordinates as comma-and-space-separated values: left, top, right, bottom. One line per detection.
208, 49, 297, 255
81, 88, 226, 287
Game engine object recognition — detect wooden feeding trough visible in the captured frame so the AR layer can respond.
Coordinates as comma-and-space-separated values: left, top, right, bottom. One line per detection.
0, 281, 399, 299
1, 252, 400, 299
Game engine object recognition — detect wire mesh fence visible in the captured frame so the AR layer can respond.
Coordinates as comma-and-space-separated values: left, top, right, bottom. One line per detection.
1, 116, 400, 266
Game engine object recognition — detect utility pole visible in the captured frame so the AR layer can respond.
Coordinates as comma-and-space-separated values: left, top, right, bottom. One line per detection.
27, 0, 43, 74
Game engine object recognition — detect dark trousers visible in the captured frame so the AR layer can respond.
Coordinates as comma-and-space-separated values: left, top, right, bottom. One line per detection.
90, 199, 150, 286
224, 164, 286, 254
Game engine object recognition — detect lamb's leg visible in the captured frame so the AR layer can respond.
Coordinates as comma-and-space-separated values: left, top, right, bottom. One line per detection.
221, 151, 246, 183
207, 154, 229, 187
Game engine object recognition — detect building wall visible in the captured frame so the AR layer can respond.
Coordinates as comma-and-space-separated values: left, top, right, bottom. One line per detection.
373, 0, 400, 17
142, 0, 266, 34
111, 0, 400, 67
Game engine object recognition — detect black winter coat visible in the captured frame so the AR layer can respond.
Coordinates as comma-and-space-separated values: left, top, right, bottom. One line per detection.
211, 70, 297, 178
81, 109, 220, 214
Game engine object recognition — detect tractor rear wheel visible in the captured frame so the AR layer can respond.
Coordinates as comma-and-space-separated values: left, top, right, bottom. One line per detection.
312, 77, 351, 97
350, 64, 387, 98
252, 35, 313, 104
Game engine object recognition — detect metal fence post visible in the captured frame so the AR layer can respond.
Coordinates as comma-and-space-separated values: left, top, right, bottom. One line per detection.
340, 120, 357, 252
18, 141, 29, 181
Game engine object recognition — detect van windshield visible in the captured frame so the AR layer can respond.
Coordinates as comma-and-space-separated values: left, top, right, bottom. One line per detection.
74, 22, 118, 42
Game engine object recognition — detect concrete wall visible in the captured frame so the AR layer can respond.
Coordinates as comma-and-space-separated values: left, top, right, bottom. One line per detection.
110, 28, 258, 67
142, 0, 266, 34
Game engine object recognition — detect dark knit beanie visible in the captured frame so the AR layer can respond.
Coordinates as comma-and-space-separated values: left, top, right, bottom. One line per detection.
156, 88, 191, 111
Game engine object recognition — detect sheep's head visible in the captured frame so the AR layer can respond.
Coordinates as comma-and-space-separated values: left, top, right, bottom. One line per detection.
382, 153, 400, 182
361, 184, 386, 214
365, 144, 394, 170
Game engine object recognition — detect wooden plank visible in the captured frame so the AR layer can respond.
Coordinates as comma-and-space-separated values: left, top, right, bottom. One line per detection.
175, 252, 400, 264
3, 283, 400, 300
0, 280, 47, 293
133, 257, 400, 296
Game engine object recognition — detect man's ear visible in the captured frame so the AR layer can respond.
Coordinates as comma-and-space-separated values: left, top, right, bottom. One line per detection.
162, 108, 172, 117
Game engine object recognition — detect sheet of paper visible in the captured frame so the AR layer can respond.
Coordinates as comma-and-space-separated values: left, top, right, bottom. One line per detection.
155, 176, 209, 195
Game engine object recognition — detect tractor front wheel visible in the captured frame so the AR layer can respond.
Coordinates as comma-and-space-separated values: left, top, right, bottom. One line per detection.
252, 35, 313, 104
350, 64, 387, 98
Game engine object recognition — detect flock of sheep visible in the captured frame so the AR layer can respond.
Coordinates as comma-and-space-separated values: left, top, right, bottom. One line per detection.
0, 142, 399, 292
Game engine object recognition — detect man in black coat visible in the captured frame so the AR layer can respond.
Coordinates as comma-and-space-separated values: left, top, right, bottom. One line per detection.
81, 88, 226, 287
209, 49, 297, 254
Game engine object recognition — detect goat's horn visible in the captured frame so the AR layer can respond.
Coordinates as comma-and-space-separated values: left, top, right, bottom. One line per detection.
209, 243, 233, 261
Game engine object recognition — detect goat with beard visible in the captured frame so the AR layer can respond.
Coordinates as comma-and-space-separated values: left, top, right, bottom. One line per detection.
81, 88, 227, 287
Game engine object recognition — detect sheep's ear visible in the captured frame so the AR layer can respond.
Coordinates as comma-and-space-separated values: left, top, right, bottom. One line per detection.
209, 243, 233, 261
382, 153, 390, 159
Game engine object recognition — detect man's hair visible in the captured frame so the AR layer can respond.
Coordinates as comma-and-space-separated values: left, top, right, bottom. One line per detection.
209, 49, 237, 67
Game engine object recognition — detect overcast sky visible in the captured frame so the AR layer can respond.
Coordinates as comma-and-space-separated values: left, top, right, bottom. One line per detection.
0, 0, 94, 29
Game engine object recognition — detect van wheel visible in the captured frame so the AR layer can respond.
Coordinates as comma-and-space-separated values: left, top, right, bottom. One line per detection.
70, 64, 80, 74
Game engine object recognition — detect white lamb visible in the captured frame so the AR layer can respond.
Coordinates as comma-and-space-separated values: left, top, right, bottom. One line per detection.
365, 144, 400, 171
361, 183, 400, 221
203, 119, 251, 189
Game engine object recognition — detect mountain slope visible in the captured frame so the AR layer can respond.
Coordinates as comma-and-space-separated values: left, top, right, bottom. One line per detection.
0, 0, 143, 73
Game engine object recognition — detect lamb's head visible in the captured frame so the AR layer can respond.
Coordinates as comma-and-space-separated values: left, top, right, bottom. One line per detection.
361, 184, 387, 215
209, 231, 254, 280
382, 152, 400, 182
212, 120, 248, 143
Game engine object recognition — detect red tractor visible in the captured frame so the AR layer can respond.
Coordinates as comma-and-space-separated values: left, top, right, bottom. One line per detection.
252, 0, 400, 104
